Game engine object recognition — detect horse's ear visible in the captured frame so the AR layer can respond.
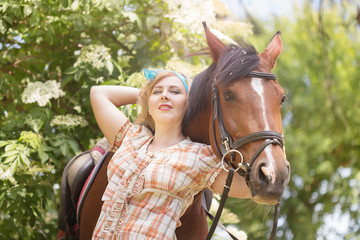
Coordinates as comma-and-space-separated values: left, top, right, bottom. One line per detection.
203, 22, 226, 63
259, 31, 283, 69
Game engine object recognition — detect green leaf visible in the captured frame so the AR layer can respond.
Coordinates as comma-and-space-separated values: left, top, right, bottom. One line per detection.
29, 9, 39, 26
0, 141, 9, 147
3, 15, 13, 25
68, 139, 79, 153
60, 143, 69, 156
1, 150, 20, 158
111, 59, 123, 74
5, 143, 17, 152
2, 155, 18, 165
9, 159, 19, 176
53, 139, 66, 147
38, 149, 49, 164
146, 16, 160, 29
0, 2, 9, 13
105, 60, 113, 74
74, 70, 83, 81
62, 0, 69, 8
23, 5, 33, 17
0, 191, 6, 208
64, 66, 78, 75
0, 20, 7, 34
19, 153, 30, 167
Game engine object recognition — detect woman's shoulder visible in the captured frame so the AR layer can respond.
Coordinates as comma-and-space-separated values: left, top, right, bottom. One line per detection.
110, 120, 153, 152
127, 122, 153, 137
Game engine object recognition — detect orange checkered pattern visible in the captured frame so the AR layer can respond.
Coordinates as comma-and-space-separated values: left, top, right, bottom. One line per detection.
92, 120, 222, 240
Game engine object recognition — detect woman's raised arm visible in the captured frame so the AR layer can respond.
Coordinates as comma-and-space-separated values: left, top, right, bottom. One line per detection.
90, 85, 140, 145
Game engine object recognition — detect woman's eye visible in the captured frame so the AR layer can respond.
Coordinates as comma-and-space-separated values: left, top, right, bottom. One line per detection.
152, 90, 161, 94
223, 90, 236, 102
171, 90, 180, 94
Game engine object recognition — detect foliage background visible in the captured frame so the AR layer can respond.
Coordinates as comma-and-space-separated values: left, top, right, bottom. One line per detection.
1, 0, 359, 239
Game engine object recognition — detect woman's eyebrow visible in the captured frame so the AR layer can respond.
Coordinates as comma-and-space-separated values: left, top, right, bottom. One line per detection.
152, 86, 163, 89
153, 85, 182, 89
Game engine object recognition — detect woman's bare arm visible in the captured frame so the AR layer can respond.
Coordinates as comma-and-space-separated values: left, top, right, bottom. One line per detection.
211, 170, 252, 199
90, 85, 139, 144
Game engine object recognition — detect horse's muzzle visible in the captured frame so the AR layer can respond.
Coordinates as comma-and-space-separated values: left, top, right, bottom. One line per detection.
251, 157, 290, 204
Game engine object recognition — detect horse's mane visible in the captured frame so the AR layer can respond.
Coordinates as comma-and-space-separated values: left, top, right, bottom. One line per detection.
183, 42, 260, 126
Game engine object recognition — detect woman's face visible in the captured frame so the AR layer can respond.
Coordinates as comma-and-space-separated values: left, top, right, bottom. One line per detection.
148, 75, 188, 127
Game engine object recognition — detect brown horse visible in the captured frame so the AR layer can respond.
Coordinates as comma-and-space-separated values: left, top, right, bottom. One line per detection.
183, 23, 290, 205
61, 23, 290, 240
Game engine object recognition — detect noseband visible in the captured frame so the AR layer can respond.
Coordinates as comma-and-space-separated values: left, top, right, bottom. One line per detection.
206, 71, 284, 240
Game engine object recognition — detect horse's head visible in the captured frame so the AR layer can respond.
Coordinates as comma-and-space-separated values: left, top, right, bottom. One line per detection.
203, 23, 290, 204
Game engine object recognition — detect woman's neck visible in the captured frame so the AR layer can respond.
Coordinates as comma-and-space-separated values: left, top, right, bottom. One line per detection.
148, 124, 185, 152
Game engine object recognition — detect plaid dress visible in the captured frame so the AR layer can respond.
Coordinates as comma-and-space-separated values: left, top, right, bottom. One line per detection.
92, 120, 222, 240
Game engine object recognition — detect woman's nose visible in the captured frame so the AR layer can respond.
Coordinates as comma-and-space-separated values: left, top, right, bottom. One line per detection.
160, 93, 169, 100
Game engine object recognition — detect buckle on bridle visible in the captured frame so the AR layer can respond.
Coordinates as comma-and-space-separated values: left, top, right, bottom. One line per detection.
221, 149, 245, 172
221, 137, 231, 152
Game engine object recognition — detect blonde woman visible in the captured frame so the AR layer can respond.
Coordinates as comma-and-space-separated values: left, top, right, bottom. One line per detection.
90, 69, 251, 239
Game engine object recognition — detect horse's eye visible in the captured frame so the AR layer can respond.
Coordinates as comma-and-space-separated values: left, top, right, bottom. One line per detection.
280, 95, 288, 105
223, 90, 236, 102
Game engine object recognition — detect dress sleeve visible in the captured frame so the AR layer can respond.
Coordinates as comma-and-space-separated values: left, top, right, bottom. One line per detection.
196, 144, 223, 189
109, 119, 131, 153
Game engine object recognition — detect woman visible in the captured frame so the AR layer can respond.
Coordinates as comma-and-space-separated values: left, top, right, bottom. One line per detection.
90, 69, 251, 239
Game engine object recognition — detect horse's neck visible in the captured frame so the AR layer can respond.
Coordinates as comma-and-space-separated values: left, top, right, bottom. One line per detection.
184, 107, 211, 144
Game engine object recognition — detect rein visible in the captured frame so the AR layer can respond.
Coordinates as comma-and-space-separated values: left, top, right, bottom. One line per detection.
207, 71, 283, 240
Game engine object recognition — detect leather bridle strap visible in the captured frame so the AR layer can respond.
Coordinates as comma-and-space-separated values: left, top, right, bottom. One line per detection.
270, 203, 281, 239
206, 168, 235, 240
232, 131, 284, 178
211, 81, 231, 157
246, 71, 277, 79
231, 131, 284, 150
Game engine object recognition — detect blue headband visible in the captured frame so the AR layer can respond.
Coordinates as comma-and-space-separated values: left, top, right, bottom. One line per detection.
143, 69, 188, 93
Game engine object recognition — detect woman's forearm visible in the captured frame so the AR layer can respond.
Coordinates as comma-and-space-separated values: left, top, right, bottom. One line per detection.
90, 85, 140, 107
90, 85, 140, 144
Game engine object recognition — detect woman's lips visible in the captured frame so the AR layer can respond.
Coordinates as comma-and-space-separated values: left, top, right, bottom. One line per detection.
158, 104, 172, 110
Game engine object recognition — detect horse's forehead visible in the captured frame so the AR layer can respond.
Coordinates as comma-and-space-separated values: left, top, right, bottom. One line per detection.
219, 77, 282, 103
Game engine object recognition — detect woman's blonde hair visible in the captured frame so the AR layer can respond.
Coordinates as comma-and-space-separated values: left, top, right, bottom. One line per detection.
135, 71, 192, 132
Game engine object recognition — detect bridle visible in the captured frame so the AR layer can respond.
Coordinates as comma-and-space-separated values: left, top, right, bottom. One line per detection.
206, 71, 285, 240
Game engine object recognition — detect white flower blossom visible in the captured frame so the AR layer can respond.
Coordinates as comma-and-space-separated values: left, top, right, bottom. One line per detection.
50, 114, 88, 128
165, 58, 206, 77
164, 0, 216, 33
74, 44, 112, 72
0, 166, 16, 185
225, 226, 247, 240
21, 80, 65, 107
127, 72, 147, 88
210, 197, 240, 224
90, 76, 105, 84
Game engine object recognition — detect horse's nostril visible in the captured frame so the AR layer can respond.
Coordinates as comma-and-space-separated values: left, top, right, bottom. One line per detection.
258, 164, 268, 185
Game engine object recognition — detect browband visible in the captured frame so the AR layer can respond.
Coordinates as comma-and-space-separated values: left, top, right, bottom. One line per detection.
246, 71, 277, 80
